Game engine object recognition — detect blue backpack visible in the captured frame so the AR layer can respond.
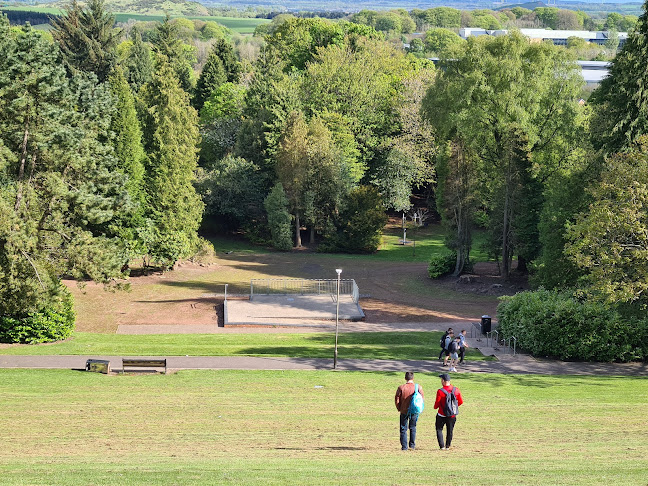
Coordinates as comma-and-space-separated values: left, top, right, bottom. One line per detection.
408, 384, 424, 415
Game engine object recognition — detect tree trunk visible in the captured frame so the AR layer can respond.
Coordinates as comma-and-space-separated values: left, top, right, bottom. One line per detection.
309, 226, 315, 244
14, 122, 30, 211
452, 205, 465, 277
295, 211, 302, 248
517, 255, 528, 274
501, 155, 512, 278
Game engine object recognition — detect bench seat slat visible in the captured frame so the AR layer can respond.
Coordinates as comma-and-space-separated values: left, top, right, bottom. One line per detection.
122, 358, 167, 373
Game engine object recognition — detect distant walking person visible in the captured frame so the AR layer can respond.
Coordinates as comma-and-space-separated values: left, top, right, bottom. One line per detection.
442, 330, 455, 366
448, 337, 461, 372
438, 328, 453, 360
458, 329, 470, 364
395, 372, 424, 451
434, 373, 463, 450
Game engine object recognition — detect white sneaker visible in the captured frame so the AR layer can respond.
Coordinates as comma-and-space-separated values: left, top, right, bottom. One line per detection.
450, 367, 457, 372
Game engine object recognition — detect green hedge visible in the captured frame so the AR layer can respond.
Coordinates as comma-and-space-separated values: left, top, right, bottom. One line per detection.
0, 289, 75, 344
497, 290, 647, 362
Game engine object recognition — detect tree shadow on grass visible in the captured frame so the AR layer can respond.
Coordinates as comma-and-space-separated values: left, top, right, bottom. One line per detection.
157, 280, 241, 293
274, 447, 367, 451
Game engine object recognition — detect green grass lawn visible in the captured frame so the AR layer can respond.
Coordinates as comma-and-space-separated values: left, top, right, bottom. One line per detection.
208, 223, 491, 264
1, 369, 646, 485
0, 331, 490, 361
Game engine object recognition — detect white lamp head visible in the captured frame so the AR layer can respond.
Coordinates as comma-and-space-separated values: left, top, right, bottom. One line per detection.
335, 268, 342, 276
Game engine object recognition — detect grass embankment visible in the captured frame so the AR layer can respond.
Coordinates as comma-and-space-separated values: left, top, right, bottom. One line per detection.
1, 369, 646, 485
0, 331, 489, 361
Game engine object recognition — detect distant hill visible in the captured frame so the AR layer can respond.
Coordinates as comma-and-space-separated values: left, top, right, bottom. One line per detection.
2, 0, 643, 16
494, 2, 546, 11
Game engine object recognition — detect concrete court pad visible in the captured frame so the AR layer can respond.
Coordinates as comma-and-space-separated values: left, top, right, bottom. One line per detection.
225, 294, 364, 326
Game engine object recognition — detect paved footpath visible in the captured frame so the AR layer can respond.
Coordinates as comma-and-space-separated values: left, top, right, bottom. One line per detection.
1, 353, 647, 376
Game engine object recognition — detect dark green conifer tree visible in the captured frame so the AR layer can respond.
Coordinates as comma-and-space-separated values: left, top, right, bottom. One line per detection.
193, 49, 227, 111
0, 19, 130, 341
123, 26, 153, 92
194, 38, 241, 111
51, 0, 119, 82
140, 58, 204, 266
150, 15, 195, 93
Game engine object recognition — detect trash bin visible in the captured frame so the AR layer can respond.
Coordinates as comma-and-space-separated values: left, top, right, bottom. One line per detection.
86, 359, 111, 374
481, 315, 491, 334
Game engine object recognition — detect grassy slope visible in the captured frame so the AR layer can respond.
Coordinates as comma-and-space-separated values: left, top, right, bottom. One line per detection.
0, 331, 490, 361
1, 369, 646, 485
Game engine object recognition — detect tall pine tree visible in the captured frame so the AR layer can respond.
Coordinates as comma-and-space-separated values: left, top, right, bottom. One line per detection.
193, 48, 227, 111
123, 26, 153, 92
141, 58, 204, 266
108, 66, 148, 260
51, 0, 119, 82
150, 15, 195, 93
0, 20, 130, 339
194, 38, 242, 111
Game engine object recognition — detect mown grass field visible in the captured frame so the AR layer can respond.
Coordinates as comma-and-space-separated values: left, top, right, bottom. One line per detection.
1, 369, 647, 485
0, 331, 490, 361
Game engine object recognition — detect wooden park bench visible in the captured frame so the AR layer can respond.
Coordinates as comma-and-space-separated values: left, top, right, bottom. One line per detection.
121, 358, 167, 374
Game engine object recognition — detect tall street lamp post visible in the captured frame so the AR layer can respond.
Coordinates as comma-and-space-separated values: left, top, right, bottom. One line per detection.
334, 268, 342, 369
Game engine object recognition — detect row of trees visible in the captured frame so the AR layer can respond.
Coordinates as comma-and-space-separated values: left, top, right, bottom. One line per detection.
0, 1, 208, 341
423, 1, 648, 356
2, 0, 648, 346
346, 6, 638, 37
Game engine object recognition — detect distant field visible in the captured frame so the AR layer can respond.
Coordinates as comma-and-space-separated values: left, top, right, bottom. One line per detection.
0, 5, 62, 15
0, 7, 269, 33
1, 369, 647, 485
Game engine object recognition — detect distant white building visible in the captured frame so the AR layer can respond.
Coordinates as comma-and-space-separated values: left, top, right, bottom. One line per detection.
577, 60, 611, 86
459, 28, 628, 47
427, 58, 610, 87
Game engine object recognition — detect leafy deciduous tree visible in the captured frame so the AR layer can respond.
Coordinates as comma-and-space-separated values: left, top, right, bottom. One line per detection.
565, 142, 648, 310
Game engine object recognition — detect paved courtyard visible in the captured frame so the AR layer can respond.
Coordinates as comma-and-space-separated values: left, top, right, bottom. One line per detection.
225, 294, 364, 326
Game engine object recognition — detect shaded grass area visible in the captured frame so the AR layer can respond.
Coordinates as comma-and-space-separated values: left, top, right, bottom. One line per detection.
1, 369, 647, 485
207, 223, 491, 264
0, 331, 490, 361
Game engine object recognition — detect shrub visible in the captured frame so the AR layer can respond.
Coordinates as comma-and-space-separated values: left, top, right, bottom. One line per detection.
497, 289, 647, 362
264, 183, 293, 251
428, 251, 456, 279
0, 287, 75, 344
320, 186, 387, 253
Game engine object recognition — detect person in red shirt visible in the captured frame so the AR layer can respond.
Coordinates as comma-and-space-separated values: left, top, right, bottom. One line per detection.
395, 371, 424, 451
433, 373, 464, 450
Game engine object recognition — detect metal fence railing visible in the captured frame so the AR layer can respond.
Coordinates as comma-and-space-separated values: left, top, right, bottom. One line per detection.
250, 279, 360, 304
485, 330, 517, 355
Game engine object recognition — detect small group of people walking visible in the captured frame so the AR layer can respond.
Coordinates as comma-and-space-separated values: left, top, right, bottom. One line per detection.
394, 372, 463, 451
438, 328, 469, 372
